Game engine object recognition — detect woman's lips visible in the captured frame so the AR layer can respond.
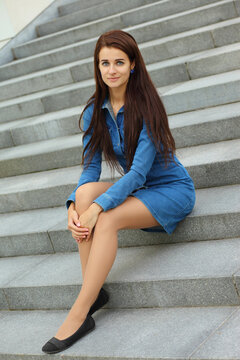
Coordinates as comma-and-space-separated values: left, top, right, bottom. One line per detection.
108, 77, 119, 81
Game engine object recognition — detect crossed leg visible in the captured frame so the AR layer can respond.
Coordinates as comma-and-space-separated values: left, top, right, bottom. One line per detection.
55, 181, 160, 340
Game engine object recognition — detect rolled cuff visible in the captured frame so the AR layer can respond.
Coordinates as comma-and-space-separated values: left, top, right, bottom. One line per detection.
93, 193, 116, 212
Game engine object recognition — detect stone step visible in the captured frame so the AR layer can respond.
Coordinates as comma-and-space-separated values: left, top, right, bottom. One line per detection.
0, 106, 83, 148
38, 0, 162, 36
0, 138, 239, 211
12, 0, 237, 60
1, 16, 240, 82
58, 0, 219, 18
0, 305, 239, 359
0, 109, 239, 179
1, 237, 240, 309
163, 68, 240, 114
2, 41, 240, 103
0, 184, 239, 256
1, 99, 239, 149
58, 0, 113, 15
1, 66, 240, 122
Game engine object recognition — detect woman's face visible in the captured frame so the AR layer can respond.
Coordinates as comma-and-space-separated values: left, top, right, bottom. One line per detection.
98, 46, 135, 90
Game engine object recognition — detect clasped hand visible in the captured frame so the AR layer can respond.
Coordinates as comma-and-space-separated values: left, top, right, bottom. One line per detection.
68, 204, 101, 243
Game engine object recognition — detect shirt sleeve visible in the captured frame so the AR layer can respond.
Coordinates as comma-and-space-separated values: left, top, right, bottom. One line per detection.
65, 104, 102, 210
92, 120, 157, 211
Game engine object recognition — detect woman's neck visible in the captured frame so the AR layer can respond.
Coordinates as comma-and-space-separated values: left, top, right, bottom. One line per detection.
108, 87, 125, 106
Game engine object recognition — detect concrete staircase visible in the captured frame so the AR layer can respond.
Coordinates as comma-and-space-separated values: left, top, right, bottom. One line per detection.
0, 0, 240, 358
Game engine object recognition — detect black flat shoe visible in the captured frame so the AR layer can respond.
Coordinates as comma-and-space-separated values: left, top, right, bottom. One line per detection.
42, 314, 95, 354
88, 287, 109, 315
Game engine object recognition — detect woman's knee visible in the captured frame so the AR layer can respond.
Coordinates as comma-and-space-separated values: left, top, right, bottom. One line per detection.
75, 183, 97, 208
75, 182, 114, 209
95, 211, 118, 233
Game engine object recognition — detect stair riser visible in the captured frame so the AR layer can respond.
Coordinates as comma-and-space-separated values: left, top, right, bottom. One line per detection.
58, 0, 216, 18
13, 1, 237, 59
0, 143, 238, 189
0, 114, 81, 148
164, 78, 240, 115
1, 69, 240, 126
2, 47, 240, 102
188, 48, 240, 79
0, 68, 72, 102
2, 109, 239, 149
0, 99, 44, 124
58, 0, 112, 15
0, 212, 239, 257
29, 78, 240, 115
1, 19, 240, 82
39, 0, 159, 36
1, 275, 239, 310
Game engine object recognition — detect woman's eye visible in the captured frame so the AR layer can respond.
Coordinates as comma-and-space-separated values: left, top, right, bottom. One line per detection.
101, 61, 124, 66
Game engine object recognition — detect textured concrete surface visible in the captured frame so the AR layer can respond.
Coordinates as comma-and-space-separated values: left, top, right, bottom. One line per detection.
1, 16, 240, 82
1, 101, 239, 149
14, 0, 237, 58
0, 306, 239, 358
0, 0, 240, 358
0, 184, 239, 257
1, 238, 240, 309
0, 137, 239, 211
1, 41, 239, 113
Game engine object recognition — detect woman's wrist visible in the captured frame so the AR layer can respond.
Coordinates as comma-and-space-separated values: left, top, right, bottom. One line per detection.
90, 202, 103, 214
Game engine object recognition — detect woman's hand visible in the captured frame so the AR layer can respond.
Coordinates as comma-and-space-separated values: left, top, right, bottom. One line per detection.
78, 203, 103, 242
67, 202, 90, 243
67, 202, 103, 243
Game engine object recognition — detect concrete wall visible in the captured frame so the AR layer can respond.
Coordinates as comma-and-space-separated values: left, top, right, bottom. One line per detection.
0, 0, 55, 49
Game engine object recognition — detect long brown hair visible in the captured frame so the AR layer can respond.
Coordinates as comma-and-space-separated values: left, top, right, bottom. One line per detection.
78, 29, 177, 177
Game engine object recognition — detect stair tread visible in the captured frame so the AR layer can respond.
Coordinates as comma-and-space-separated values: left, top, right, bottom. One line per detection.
0, 183, 239, 237
0, 133, 239, 165
0, 305, 239, 359
0, 56, 93, 87
0, 78, 95, 108
0, 101, 239, 139
0, 67, 240, 112
1, 40, 240, 103
0, 105, 83, 132
1, 238, 240, 289
1, 15, 239, 72
14, 0, 231, 49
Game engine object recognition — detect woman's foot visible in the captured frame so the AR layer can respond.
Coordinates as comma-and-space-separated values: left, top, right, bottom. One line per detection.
54, 312, 87, 340
42, 314, 95, 354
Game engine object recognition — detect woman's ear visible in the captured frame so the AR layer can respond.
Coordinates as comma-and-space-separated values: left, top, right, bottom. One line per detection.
131, 60, 135, 70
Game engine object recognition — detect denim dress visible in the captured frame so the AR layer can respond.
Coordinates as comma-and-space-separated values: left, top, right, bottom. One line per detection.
66, 96, 196, 235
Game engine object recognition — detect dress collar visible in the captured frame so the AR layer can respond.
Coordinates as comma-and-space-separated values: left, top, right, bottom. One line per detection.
101, 96, 124, 113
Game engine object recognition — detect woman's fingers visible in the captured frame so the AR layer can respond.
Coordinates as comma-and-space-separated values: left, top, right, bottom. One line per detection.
69, 219, 89, 234
72, 227, 92, 243
71, 227, 89, 237
67, 209, 91, 243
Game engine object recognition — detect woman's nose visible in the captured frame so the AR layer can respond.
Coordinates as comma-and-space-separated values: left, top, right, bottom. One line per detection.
109, 65, 116, 73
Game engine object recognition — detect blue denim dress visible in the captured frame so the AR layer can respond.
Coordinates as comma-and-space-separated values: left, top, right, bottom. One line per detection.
66, 96, 196, 234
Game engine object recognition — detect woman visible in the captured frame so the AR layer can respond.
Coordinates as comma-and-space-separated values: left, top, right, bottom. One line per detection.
42, 29, 196, 354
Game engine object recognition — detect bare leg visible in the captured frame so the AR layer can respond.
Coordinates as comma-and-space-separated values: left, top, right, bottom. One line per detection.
55, 195, 159, 340
55, 214, 118, 339
55, 182, 114, 339
75, 182, 114, 280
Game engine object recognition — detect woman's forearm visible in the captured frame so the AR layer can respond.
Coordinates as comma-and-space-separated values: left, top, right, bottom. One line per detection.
90, 202, 103, 214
